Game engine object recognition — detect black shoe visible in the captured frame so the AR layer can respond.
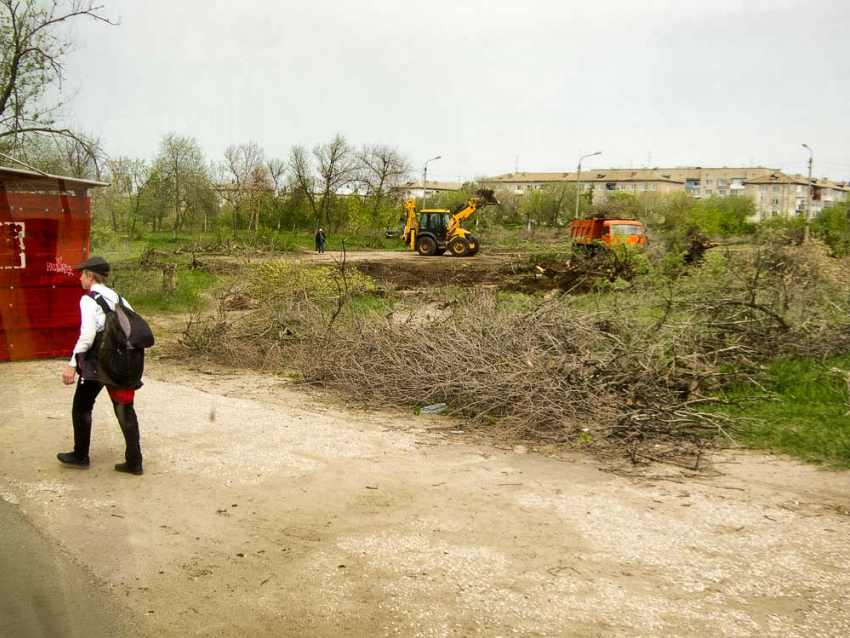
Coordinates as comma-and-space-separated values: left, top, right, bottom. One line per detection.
57, 452, 90, 468
114, 462, 143, 476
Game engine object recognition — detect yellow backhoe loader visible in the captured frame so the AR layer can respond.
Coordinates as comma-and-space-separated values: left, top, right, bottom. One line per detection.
401, 189, 499, 257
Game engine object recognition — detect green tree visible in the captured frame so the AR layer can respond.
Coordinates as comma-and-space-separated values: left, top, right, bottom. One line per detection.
595, 192, 642, 221
152, 133, 211, 236
488, 188, 524, 228
813, 202, 850, 257
690, 195, 756, 235
143, 166, 174, 232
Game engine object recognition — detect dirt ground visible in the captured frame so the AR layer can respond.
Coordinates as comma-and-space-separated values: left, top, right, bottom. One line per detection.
298, 248, 531, 290
2, 249, 850, 637
2, 347, 850, 637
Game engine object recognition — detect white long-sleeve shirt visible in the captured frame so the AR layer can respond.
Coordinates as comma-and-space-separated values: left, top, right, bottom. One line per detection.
68, 283, 132, 366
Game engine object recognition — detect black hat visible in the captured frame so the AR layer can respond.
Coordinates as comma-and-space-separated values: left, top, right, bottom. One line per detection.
73, 256, 111, 275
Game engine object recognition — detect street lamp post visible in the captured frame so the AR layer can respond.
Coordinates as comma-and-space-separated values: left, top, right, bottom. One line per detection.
575, 151, 602, 222
422, 155, 441, 209
802, 143, 813, 243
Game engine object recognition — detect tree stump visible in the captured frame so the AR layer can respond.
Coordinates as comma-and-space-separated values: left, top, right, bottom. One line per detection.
163, 264, 178, 291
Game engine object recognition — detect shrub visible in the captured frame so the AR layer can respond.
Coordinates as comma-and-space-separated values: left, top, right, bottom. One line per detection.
248, 259, 376, 303
813, 203, 850, 257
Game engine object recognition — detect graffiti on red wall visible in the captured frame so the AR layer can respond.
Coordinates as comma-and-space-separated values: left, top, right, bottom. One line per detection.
46, 255, 74, 276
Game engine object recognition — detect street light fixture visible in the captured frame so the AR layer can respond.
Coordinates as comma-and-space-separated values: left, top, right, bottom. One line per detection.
422, 155, 441, 209
575, 151, 602, 222
802, 143, 813, 243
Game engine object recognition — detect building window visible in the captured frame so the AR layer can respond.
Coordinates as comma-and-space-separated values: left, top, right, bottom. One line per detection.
705, 189, 713, 196
772, 186, 780, 192
718, 179, 729, 186
619, 184, 626, 191
760, 186, 768, 192
516, 185, 523, 191
641, 184, 648, 191
705, 179, 713, 185
630, 184, 636, 191
719, 190, 726, 196
771, 211, 778, 217
652, 184, 658, 191
771, 198, 779, 205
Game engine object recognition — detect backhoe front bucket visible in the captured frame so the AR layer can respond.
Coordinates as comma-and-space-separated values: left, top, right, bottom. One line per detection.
476, 188, 500, 205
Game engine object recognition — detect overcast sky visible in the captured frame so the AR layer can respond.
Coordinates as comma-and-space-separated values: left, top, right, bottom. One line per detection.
62, 0, 850, 182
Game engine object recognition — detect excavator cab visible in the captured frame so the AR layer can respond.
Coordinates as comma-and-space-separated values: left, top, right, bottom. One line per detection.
418, 212, 450, 240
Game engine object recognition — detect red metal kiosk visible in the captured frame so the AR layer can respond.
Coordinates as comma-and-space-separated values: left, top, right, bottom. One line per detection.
0, 167, 107, 361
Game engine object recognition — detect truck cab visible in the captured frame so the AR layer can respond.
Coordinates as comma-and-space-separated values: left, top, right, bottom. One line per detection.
569, 218, 646, 249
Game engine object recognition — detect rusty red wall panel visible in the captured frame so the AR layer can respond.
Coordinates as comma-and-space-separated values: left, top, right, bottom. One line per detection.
0, 189, 90, 361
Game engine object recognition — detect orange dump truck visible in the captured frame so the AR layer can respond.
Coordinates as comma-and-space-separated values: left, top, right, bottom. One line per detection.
569, 218, 647, 249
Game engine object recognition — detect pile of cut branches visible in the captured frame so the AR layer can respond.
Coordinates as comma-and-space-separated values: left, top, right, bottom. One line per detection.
180, 238, 850, 469
293, 294, 742, 469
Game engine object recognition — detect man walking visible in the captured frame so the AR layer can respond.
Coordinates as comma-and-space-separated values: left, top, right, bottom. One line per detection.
315, 228, 326, 253
57, 256, 144, 475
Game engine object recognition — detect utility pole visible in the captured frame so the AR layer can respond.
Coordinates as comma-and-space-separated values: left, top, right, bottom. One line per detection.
575, 151, 602, 222
422, 155, 441, 210
803, 144, 813, 242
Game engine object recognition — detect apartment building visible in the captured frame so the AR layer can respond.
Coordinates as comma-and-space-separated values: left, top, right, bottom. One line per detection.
745, 172, 850, 220
482, 167, 849, 220
394, 179, 463, 201
482, 169, 684, 197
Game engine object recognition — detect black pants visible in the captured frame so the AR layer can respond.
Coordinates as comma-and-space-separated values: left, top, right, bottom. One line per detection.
72, 378, 143, 467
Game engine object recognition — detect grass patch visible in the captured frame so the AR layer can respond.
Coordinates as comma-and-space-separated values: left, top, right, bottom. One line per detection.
718, 356, 850, 468
91, 228, 407, 257
347, 294, 387, 316
113, 269, 218, 314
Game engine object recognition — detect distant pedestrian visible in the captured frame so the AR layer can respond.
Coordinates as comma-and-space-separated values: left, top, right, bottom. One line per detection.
57, 256, 145, 476
315, 228, 326, 253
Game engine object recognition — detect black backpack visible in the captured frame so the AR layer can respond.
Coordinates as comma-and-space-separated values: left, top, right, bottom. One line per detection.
93, 293, 155, 389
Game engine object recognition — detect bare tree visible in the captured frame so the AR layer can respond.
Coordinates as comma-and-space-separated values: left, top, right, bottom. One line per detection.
99, 157, 130, 231
357, 143, 410, 233
0, 1, 116, 156
314, 134, 354, 231
290, 134, 354, 232
220, 141, 266, 236
266, 157, 287, 231
12, 125, 103, 176
125, 158, 150, 235
53, 129, 104, 178
288, 144, 318, 225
